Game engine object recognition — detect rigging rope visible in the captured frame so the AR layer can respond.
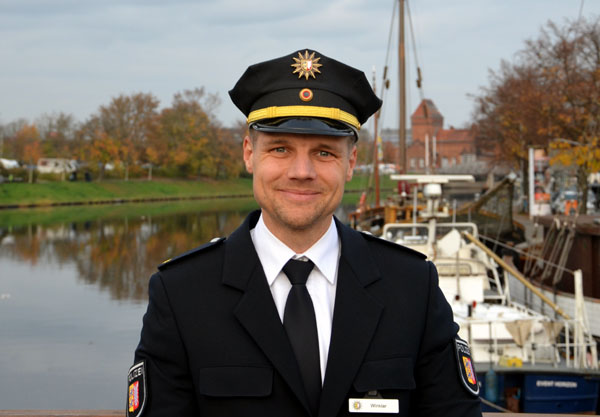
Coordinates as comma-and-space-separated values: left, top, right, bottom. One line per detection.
477, 234, 575, 276
406, 0, 425, 104
375, 0, 397, 134
361, 0, 397, 207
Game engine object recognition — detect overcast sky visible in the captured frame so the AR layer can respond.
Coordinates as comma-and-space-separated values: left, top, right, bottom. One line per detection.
1, 0, 596, 132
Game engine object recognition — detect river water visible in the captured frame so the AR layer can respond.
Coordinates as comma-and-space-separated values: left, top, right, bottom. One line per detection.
0, 198, 353, 409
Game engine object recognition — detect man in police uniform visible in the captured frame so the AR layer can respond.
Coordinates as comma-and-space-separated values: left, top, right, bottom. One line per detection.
127, 49, 482, 417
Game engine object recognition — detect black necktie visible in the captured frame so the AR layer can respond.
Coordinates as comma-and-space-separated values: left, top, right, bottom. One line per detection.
283, 258, 321, 416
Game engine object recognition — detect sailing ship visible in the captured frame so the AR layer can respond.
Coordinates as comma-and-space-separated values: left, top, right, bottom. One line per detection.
380, 174, 600, 413
352, 0, 600, 412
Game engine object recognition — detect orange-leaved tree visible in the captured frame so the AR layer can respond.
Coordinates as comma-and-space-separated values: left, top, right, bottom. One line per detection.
85, 92, 159, 180
14, 124, 43, 183
155, 88, 223, 178
530, 19, 600, 213
473, 17, 600, 213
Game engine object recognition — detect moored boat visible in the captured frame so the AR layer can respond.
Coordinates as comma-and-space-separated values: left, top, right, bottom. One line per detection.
380, 174, 600, 413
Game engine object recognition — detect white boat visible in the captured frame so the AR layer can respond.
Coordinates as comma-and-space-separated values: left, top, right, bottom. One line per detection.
381, 174, 600, 413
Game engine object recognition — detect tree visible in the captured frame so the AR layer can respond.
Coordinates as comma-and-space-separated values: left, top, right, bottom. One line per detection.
36, 112, 78, 159
473, 63, 549, 202
13, 124, 43, 183
86, 92, 159, 180
87, 131, 120, 181
213, 121, 246, 179
154, 88, 224, 178
473, 17, 600, 213
526, 19, 600, 213
0, 118, 29, 159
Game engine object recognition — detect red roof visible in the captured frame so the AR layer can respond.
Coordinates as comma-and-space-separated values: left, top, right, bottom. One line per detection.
411, 99, 443, 123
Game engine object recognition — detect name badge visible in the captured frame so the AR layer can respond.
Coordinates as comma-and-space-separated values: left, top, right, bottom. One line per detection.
349, 398, 399, 413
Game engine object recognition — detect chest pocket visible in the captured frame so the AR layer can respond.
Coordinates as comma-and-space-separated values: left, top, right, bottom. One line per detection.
353, 357, 415, 392
198, 366, 273, 397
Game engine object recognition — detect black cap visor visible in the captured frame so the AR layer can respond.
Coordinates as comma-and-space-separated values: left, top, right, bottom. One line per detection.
250, 117, 357, 139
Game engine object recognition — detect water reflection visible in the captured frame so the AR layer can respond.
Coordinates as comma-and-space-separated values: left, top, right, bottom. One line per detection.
0, 200, 258, 302
0, 199, 354, 409
0, 199, 260, 409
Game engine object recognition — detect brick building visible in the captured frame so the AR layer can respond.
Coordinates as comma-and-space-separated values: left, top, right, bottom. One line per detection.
406, 99, 479, 173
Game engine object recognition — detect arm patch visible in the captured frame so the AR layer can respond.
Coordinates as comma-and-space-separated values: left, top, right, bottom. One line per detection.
454, 338, 480, 396
127, 361, 147, 417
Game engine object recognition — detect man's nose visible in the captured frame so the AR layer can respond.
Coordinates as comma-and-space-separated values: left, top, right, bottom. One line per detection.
288, 152, 317, 179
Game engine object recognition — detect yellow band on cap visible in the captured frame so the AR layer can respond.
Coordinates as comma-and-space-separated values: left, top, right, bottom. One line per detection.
247, 106, 361, 130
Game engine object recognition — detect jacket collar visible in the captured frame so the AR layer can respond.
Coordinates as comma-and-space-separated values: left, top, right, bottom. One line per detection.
223, 211, 382, 289
223, 210, 384, 417
334, 216, 381, 286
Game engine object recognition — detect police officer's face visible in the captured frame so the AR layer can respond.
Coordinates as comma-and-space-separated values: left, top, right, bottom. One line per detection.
243, 131, 356, 242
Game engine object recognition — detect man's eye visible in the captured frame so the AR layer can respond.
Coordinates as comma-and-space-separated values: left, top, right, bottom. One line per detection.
273, 147, 286, 153
319, 150, 332, 157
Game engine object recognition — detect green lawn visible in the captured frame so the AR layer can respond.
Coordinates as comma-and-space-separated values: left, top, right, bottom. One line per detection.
0, 173, 397, 208
0, 198, 261, 228
0, 178, 253, 207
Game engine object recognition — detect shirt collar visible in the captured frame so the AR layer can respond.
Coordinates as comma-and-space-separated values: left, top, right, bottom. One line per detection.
251, 214, 340, 286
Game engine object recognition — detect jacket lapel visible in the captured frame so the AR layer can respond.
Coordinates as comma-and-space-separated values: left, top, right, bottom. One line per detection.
319, 220, 384, 417
223, 211, 312, 415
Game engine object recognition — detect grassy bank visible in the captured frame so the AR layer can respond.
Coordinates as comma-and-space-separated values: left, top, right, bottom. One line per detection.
0, 178, 254, 207
0, 198, 261, 228
0, 174, 396, 208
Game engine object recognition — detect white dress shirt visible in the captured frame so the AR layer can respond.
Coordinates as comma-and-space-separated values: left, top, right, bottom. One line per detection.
250, 214, 340, 383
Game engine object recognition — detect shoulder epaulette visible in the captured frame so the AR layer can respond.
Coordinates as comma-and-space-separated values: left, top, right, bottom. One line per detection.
158, 237, 226, 270
360, 231, 427, 259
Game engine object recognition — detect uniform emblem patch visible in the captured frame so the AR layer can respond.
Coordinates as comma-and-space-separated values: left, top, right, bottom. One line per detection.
127, 361, 147, 417
454, 338, 479, 396
291, 50, 322, 80
128, 381, 139, 412
463, 356, 476, 385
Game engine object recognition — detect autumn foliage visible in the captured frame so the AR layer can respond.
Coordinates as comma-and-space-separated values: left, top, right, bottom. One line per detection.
473, 17, 600, 213
1, 88, 245, 182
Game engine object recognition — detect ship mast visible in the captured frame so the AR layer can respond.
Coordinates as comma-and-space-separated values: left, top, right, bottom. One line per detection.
398, 0, 406, 174
372, 68, 381, 206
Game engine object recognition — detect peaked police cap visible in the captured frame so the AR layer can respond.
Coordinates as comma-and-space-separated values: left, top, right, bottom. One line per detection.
229, 49, 382, 138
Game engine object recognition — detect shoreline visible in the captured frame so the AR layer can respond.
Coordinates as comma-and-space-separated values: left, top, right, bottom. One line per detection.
0, 193, 255, 210
0, 176, 390, 210
0, 189, 371, 211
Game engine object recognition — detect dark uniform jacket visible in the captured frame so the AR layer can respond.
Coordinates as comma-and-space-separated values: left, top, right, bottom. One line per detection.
133, 210, 481, 416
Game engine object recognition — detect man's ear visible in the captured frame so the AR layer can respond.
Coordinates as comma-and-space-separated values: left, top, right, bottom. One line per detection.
242, 136, 254, 174
346, 144, 357, 181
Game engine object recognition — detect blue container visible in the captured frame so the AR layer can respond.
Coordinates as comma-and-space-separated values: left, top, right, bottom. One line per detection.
521, 374, 599, 413
478, 371, 509, 412
484, 369, 498, 403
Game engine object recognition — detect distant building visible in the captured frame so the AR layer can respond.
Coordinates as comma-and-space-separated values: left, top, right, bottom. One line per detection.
406, 99, 490, 174
380, 128, 412, 146
37, 158, 77, 174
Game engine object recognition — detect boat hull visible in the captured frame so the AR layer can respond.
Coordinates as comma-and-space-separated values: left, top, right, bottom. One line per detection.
477, 368, 600, 413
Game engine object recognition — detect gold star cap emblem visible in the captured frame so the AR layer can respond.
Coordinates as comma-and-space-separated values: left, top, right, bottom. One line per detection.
291, 50, 322, 80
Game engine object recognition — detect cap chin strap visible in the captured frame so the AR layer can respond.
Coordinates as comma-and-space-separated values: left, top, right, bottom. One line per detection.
247, 105, 361, 131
